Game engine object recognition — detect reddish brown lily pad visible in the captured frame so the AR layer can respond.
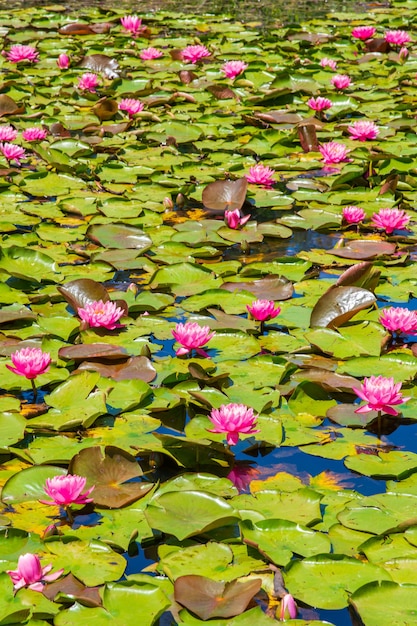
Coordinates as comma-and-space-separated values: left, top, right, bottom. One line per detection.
59, 22, 112, 35
310, 285, 376, 328
0, 307, 36, 325
43, 573, 102, 607
298, 123, 320, 152
76, 356, 157, 383
58, 279, 110, 311
330, 240, 396, 260
0, 94, 24, 116
292, 368, 359, 392
202, 178, 248, 213
80, 54, 119, 79
207, 84, 237, 100
58, 344, 128, 362
221, 276, 293, 301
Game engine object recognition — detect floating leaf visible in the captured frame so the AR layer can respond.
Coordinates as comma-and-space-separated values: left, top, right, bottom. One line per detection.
87, 224, 152, 251
310, 286, 376, 328
202, 178, 248, 213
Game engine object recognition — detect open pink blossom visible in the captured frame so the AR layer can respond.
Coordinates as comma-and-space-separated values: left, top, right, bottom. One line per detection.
246, 163, 275, 187
57, 53, 70, 69
222, 60, 248, 79
320, 57, 337, 69
181, 44, 211, 64
140, 47, 163, 60
307, 96, 333, 112
118, 98, 144, 117
6, 44, 39, 63
371, 207, 410, 234
319, 142, 350, 164
342, 206, 366, 224
78, 300, 125, 330
225, 209, 250, 229
379, 307, 417, 334
331, 74, 351, 90
172, 322, 215, 356
247, 299, 281, 322
0, 142, 26, 164
77, 72, 99, 92
208, 403, 259, 446
279, 594, 298, 621
0, 126, 17, 142
7, 553, 63, 593
121, 15, 146, 37
22, 127, 48, 142
348, 120, 379, 141
384, 30, 411, 46
353, 375, 410, 416
40, 474, 94, 507
6, 347, 51, 380
351, 26, 376, 40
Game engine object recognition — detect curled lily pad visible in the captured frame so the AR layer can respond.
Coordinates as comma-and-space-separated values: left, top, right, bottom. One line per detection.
69, 446, 153, 509
174, 575, 261, 620
310, 286, 376, 328
202, 178, 248, 213
79, 54, 120, 79
0, 94, 24, 116
330, 240, 396, 260
298, 123, 319, 152
58, 279, 110, 310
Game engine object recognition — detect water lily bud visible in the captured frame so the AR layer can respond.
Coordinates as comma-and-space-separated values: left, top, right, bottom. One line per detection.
175, 193, 185, 208
163, 196, 174, 210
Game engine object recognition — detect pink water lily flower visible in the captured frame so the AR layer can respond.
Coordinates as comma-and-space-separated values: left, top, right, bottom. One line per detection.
0, 142, 26, 164
352, 26, 376, 40
57, 53, 70, 69
40, 474, 94, 507
6, 44, 39, 63
118, 98, 145, 117
371, 207, 410, 234
77, 73, 99, 92
384, 30, 411, 46
0, 125, 18, 142
6, 347, 51, 379
208, 403, 259, 446
140, 47, 163, 60
172, 322, 215, 356
348, 120, 379, 141
247, 299, 281, 322
319, 142, 350, 165
279, 593, 298, 621
246, 163, 275, 187
353, 375, 410, 416
121, 15, 146, 37
222, 60, 248, 79
307, 96, 333, 112
225, 209, 250, 229
331, 74, 351, 90
379, 307, 417, 334
342, 206, 366, 224
320, 57, 337, 69
22, 127, 48, 142
7, 553, 63, 593
181, 44, 211, 63
78, 300, 125, 330
399, 46, 409, 61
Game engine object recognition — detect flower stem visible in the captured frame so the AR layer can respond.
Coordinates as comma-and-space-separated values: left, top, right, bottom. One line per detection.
30, 379, 38, 403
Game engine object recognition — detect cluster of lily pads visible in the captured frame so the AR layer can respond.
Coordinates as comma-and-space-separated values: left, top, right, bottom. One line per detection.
2, 0, 417, 624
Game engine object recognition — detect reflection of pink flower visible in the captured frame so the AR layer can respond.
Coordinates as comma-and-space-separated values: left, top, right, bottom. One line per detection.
57, 53, 70, 69
77, 73, 99, 92
320, 58, 337, 69
0, 142, 26, 164
225, 209, 250, 229
353, 375, 409, 416
7, 554, 63, 592
379, 307, 417, 334
247, 299, 281, 322
78, 300, 125, 330
7, 44, 39, 63
118, 98, 144, 117
279, 594, 297, 621
246, 163, 275, 187
342, 206, 366, 224
0, 126, 17, 142
22, 127, 48, 142
331, 74, 351, 90
181, 45, 211, 64
172, 322, 215, 356
6, 347, 51, 380
371, 207, 410, 234
319, 142, 350, 164
348, 120, 379, 141
307, 96, 333, 112
227, 465, 260, 491
222, 60, 248, 79
384, 30, 411, 46
121, 15, 145, 38
352, 26, 376, 40
140, 47, 163, 60
40, 474, 94, 507
208, 403, 259, 446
